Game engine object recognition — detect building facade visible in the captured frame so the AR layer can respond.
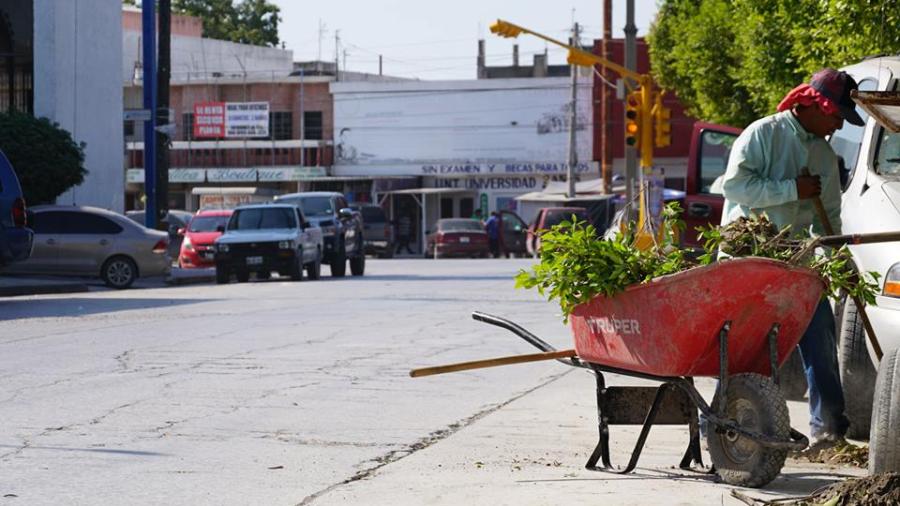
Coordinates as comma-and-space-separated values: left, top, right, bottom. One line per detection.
4, 0, 124, 211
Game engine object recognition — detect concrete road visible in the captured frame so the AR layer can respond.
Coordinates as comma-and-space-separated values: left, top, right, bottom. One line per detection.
0, 259, 862, 505
1, 259, 573, 505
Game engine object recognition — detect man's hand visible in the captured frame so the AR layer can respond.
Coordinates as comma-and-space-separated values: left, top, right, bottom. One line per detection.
796, 175, 822, 199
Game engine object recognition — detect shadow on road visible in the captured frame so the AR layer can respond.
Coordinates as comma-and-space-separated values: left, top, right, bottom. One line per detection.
0, 297, 213, 320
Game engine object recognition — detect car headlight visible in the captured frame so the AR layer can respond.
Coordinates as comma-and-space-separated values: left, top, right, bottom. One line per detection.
183, 236, 194, 251
218, 243, 230, 253
278, 240, 294, 249
884, 263, 900, 298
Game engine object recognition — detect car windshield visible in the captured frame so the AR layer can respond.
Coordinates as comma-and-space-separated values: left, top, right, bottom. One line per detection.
439, 219, 483, 232
544, 210, 587, 228
229, 208, 296, 230
189, 215, 230, 232
297, 197, 333, 217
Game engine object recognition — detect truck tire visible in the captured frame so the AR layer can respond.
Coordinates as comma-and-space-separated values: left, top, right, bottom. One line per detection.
869, 347, 900, 474
215, 265, 230, 284
290, 251, 304, 281
839, 296, 876, 439
101, 256, 138, 289
707, 373, 789, 488
350, 240, 365, 276
306, 249, 321, 280
236, 270, 250, 283
330, 243, 346, 277
779, 348, 808, 401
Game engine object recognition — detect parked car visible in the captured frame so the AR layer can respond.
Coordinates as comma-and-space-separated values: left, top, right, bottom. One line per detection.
214, 204, 323, 283
349, 202, 394, 258
526, 207, 590, 257
4, 205, 170, 288
126, 209, 193, 261
424, 218, 489, 258
0, 150, 32, 268
177, 209, 233, 268
684, 56, 900, 472
498, 210, 529, 257
274, 192, 365, 277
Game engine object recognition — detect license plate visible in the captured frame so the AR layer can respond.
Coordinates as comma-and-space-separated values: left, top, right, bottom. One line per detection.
459, 236, 470, 243
202, 252, 214, 259
246, 256, 263, 265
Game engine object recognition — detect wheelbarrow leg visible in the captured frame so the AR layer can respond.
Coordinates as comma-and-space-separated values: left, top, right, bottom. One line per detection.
585, 369, 610, 470
679, 377, 705, 471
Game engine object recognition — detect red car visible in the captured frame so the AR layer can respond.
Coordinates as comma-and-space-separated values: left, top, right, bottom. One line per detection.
177, 209, 233, 268
425, 218, 490, 259
526, 207, 590, 257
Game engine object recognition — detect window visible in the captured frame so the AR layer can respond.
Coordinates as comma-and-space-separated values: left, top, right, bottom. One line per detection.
459, 198, 474, 218
874, 129, 900, 177
124, 120, 135, 138
229, 208, 296, 230
66, 212, 124, 234
335, 196, 349, 210
698, 130, 737, 194
831, 78, 878, 188
270, 111, 293, 140
440, 198, 453, 218
182, 113, 194, 141
304, 111, 323, 140
31, 211, 67, 234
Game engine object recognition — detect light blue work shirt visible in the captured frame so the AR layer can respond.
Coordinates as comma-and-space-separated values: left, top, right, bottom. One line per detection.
711, 110, 842, 236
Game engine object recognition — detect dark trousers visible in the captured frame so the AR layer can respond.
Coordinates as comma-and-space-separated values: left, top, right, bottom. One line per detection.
798, 299, 848, 438
488, 237, 500, 258
396, 234, 413, 254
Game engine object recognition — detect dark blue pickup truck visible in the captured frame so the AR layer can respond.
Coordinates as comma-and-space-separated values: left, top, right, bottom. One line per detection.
0, 150, 33, 267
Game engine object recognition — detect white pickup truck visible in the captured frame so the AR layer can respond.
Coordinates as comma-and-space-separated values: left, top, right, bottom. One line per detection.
214, 203, 324, 283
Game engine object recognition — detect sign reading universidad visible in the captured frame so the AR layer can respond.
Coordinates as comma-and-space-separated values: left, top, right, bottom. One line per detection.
193, 101, 269, 139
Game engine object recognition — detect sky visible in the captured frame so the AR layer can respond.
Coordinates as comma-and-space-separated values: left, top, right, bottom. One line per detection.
268, 1, 660, 81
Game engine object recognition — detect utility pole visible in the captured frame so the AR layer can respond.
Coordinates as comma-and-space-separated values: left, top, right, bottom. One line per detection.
601, 0, 612, 194
156, 0, 171, 230
141, 0, 157, 229
566, 22, 579, 199
334, 31, 341, 82
624, 0, 638, 217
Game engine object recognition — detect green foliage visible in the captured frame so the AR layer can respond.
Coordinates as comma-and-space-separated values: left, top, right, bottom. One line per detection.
126, 0, 281, 47
648, 0, 900, 127
515, 204, 690, 320
0, 111, 87, 205
517, 209, 880, 320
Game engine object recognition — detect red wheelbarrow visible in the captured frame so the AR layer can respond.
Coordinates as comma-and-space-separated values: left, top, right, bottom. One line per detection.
414, 257, 824, 488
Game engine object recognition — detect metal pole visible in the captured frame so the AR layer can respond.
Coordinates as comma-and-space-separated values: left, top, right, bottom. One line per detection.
624, 0, 637, 218
566, 22, 579, 199
156, 0, 171, 230
298, 68, 304, 192
142, 0, 157, 229
601, 0, 612, 194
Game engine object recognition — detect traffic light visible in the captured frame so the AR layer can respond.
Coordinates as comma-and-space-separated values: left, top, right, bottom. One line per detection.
624, 91, 642, 148
490, 20, 524, 38
653, 94, 672, 148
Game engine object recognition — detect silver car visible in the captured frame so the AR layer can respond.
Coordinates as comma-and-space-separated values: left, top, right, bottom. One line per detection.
4, 205, 171, 288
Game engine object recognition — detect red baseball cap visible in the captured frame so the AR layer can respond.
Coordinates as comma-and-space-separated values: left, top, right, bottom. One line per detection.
810, 68, 865, 126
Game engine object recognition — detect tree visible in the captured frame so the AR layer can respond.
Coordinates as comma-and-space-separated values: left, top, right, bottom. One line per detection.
173, 0, 281, 47
648, 0, 900, 127
0, 112, 87, 205
122, 0, 281, 47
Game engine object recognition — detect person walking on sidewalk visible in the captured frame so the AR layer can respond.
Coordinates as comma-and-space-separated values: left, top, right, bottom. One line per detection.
484, 211, 501, 258
712, 68, 865, 449
395, 214, 414, 255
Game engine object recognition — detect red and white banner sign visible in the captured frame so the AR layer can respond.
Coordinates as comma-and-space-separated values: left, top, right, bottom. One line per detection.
193, 102, 226, 138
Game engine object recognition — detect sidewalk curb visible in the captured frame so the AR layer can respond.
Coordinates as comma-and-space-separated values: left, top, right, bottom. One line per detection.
165, 273, 215, 286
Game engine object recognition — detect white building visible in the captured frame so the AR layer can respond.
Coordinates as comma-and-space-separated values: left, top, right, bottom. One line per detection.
331, 77, 597, 229
32, 0, 124, 211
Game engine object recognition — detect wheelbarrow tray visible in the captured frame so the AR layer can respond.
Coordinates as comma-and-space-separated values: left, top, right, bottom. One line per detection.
569, 257, 824, 377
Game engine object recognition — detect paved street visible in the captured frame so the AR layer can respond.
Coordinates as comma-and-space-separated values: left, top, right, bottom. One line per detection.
0, 259, 863, 505
1, 259, 573, 505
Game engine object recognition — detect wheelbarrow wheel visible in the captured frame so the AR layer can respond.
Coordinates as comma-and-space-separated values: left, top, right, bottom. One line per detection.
708, 373, 790, 488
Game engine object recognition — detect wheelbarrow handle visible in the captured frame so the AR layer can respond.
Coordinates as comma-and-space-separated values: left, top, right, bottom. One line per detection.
409, 349, 577, 378
818, 230, 900, 247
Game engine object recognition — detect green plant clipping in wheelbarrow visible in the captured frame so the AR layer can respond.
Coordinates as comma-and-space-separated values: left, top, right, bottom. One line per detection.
515, 203, 880, 320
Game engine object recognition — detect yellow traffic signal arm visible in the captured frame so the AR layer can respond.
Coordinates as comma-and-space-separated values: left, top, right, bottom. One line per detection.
490, 19, 643, 83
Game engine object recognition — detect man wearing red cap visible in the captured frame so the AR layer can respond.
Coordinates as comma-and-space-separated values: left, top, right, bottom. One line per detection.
712, 68, 866, 448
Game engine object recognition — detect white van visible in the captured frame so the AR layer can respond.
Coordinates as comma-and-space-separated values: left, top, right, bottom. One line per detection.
828, 56, 900, 473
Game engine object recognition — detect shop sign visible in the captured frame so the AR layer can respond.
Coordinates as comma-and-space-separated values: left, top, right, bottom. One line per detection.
169, 169, 206, 183
193, 102, 226, 138
420, 162, 594, 176
433, 176, 540, 191
257, 167, 327, 181
207, 168, 258, 182
225, 102, 269, 138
